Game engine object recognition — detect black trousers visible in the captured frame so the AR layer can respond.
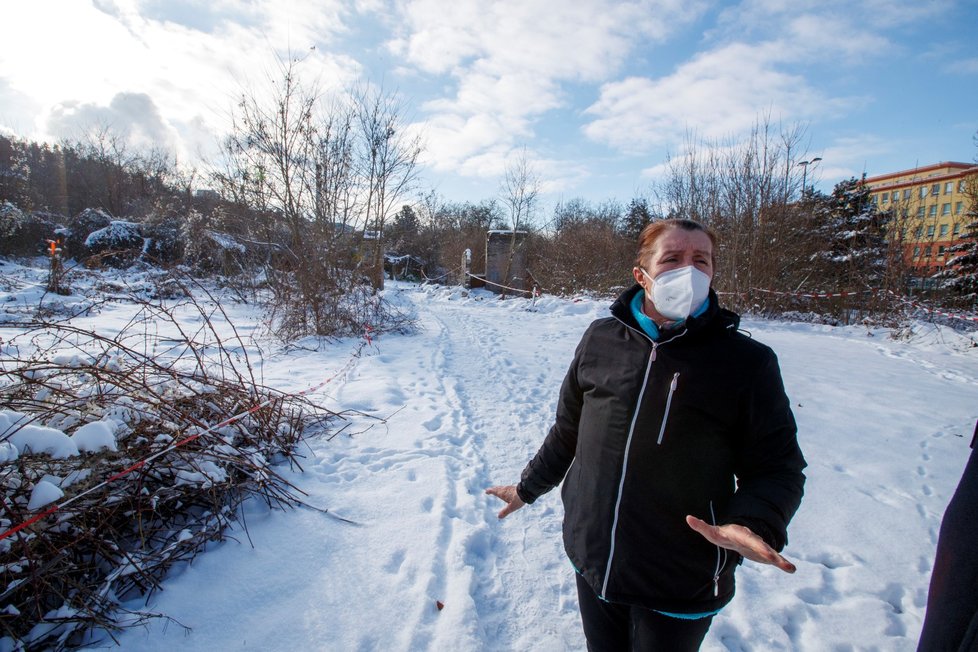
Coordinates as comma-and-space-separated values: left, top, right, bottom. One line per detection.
918, 433, 978, 652
575, 573, 713, 652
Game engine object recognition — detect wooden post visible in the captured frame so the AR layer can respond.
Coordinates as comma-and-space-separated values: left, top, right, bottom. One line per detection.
47, 240, 62, 294
462, 248, 471, 287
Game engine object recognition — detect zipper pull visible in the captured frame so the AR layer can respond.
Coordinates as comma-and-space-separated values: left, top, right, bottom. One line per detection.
713, 576, 719, 597
655, 372, 680, 445
650, 344, 657, 362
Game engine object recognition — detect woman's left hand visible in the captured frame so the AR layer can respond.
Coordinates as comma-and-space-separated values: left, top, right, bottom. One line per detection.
685, 515, 797, 574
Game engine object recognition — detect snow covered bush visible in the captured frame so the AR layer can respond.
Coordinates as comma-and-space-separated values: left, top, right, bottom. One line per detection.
0, 274, 341, 650
139, 216, 183, 265
0, 203, 61, 257
60, 208, 112, 259
0, 202, 23, 240
83, 220, 144, 267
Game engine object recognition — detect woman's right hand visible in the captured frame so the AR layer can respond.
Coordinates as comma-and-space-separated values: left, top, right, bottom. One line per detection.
485, 485, 525, 519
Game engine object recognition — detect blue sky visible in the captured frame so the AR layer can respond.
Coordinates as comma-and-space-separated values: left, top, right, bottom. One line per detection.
2, 0, 976, 219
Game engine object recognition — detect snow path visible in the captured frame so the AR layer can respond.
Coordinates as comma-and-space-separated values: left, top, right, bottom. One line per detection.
110, 285, 593, 650
97, 283, 978, 652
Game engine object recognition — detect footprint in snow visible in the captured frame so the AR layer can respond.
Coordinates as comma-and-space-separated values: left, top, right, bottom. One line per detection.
803, 550, 857, 569
383, 549, 406, 574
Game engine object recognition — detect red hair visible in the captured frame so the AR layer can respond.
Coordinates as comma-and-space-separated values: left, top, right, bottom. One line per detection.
633, 219, 718, 269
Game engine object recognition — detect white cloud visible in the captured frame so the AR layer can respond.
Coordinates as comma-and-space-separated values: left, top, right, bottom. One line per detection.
713, 0, 951, 40
47, 92, 179, 153
781, 13, 891, 61
2, 1, 361, 163
417, 113, 513, 174
2, 0, 968, 208
944, 58, 978, 75
386, 0, 708, 180
0, 78, 42, 137
583, 40, 860, 152
639, 160, 671, 182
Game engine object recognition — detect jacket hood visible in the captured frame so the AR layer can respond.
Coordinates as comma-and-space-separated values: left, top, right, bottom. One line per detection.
610, 284, 739, 337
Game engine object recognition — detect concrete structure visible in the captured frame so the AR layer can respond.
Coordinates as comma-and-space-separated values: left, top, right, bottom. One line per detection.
484, 230, 527, 294
864, 162, 978, 276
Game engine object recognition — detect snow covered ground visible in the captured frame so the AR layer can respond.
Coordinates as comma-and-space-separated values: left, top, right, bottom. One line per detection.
3, 263, 978, 651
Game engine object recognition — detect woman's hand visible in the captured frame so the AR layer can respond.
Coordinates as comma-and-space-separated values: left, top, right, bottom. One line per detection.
485, 485, 526, 519
685, 515, 797, 574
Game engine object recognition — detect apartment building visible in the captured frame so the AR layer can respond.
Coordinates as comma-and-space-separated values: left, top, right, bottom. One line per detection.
864, 162, 978, 276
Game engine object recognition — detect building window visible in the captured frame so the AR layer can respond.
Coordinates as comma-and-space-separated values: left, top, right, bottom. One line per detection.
913, 246, 920, 257
925, 246, 932, 257
940, 224, 949, 237
881, 193, 889, 204
903, 189, 911, 200
960, 180, 967, 192
920, 186, 928, 199
942, 203, 951, 216
956, 202, 963, 214
945, 182, 954, 194
929, 205, 938, 217
915, 226, 924, 237
954, 222, 962, 236
931, 183, 941, 196
891, 191, 899, 202
927, 225, 935, 237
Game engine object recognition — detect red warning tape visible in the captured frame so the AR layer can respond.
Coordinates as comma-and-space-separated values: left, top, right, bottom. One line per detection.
720, 286, 978, 324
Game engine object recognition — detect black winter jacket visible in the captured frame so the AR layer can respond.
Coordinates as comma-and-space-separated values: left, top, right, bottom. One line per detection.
517, 285, 806, 614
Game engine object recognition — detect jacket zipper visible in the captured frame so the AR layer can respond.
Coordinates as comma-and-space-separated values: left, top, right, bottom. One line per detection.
600, 347, 656, 598
710, 501, 726, 597
656, 372, 680, 445
600, 323, 687, 598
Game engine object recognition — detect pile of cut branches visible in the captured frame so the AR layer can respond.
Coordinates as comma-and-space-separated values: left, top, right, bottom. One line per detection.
0, 277, 345, 650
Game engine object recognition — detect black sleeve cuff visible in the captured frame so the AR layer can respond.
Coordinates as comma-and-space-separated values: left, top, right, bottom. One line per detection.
515, 483, 536, 505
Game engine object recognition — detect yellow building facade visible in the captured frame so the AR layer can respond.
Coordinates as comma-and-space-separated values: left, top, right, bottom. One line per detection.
864, 162, 978, 275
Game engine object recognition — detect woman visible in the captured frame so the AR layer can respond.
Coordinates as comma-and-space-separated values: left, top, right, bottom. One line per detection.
487, 219, 806, 651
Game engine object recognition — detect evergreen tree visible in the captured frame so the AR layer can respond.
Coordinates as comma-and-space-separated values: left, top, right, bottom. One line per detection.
619, 197, 652, 240
811, 177, 888, 289
807, 177, 890, 323
0, 135, 29, 209
937, 197, 978, 309
386, 204, 420, 253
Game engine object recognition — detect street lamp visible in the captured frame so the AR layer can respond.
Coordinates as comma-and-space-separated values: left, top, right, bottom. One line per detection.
798, 157, 822, 197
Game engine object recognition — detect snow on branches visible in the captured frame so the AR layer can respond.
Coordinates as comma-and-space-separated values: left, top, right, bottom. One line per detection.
0, 272, 342, 650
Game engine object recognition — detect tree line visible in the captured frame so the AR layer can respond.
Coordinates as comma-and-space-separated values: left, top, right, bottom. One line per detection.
1, 58, 976, 333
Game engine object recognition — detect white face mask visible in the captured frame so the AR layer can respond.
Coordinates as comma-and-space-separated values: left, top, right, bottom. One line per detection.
641, 265, 711, 321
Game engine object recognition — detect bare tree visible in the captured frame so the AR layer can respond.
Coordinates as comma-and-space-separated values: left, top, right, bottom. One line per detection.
216, 52, 319, 251
425, 198, 504, 285
543, 198, 631, 294
501, 146, 540, 232
312, 96, 359, 277
652, 118, 815, 313
353, 83, 423, 290
497, 147, 540, 295
211, 56, 421, 336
